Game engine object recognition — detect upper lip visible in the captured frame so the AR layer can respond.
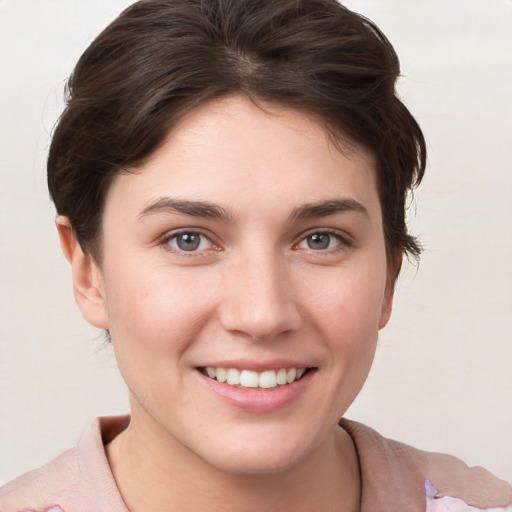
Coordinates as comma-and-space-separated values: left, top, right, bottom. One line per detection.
195, 359, 314, 372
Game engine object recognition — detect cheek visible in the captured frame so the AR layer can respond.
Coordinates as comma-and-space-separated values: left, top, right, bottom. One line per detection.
102, 268, 220, 408
300, 259, 387, 371
304, 260, 387, 331
104, 265, 218, 359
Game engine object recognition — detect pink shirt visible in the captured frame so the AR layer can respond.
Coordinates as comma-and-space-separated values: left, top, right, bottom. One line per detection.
1, 416, 511, 512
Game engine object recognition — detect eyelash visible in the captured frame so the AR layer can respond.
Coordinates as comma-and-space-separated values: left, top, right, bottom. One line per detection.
293, 228, 353, 253
159, 229, 219, 255
160, 227, 353, 257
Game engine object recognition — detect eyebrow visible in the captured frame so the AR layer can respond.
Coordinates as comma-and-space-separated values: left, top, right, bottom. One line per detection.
138, 198, 232, 222
291, 198, 369, 220
138, 197, 368, 223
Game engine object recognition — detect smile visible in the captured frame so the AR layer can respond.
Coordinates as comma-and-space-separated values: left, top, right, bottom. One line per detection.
201, 367, 309, 389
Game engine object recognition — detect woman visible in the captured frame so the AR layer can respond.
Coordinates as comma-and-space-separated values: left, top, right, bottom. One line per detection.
1, 0, 511, 510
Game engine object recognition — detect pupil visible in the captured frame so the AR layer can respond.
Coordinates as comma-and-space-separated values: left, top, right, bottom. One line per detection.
308, 233, 330, 250
177, 233, 200, 251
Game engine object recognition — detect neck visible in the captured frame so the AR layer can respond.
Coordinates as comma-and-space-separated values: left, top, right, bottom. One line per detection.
106, 405, 361, 512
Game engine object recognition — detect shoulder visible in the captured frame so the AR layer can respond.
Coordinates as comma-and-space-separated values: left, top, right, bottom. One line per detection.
0, 417, 130, 512
340, 418, 512, 511
0, 447, 80, 512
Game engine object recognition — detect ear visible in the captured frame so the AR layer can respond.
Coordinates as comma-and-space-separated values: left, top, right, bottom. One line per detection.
378, 249, 402, 330
56, 216, 109, 330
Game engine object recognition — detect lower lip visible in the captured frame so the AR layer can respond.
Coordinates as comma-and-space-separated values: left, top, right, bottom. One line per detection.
197, 370, 314, 413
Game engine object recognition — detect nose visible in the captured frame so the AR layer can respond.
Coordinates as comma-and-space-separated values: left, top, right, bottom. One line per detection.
219, 250, 302, 340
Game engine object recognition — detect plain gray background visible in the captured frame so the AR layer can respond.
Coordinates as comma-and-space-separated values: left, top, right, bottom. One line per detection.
1, 0, 511, 484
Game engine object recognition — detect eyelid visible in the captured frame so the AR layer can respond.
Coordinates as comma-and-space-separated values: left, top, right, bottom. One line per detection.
159, 228, 221, 254
293, 228, 354, 250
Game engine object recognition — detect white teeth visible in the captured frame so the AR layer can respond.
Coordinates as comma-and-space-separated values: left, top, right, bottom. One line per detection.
286, 368, 297, 384
240, 370, 259, 388
259, 370, 277, 389
226, 368, 240, 385
216, 367, 227, 383
204, 367, 308, 389
276, 368, 288, 385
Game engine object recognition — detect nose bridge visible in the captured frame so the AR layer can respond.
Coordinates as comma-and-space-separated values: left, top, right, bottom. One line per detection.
220, 245, 301, 340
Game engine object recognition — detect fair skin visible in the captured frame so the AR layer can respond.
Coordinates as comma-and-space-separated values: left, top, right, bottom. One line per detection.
58, 95, 395, 512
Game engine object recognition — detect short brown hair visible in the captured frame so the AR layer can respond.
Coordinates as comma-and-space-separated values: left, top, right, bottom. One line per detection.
48, 0, 426, 262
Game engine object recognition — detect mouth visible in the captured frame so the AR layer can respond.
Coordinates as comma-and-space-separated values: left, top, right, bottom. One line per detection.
198, 366, 314, 390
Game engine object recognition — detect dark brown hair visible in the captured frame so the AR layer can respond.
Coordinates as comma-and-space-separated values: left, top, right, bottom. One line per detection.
48, 0, 426, 262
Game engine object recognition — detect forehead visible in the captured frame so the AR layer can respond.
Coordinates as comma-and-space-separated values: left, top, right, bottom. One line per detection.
107, 95, 380, 219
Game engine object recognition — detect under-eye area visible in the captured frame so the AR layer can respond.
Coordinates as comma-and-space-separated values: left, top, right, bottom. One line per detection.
198, 367, 316, 389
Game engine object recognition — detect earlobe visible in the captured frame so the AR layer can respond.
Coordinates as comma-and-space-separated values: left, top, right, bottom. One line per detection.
56, 216, 109, 330
378, 289, 394, 329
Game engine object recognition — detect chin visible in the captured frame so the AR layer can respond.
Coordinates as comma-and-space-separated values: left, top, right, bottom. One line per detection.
206, 445, 308, 476
192, 423, 327, 476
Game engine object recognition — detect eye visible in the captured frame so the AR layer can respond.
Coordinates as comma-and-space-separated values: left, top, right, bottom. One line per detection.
297, 231, 345, 251
167, 231, 213, 252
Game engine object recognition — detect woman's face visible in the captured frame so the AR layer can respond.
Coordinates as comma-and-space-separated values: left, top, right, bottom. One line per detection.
82, 95, 394, 474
